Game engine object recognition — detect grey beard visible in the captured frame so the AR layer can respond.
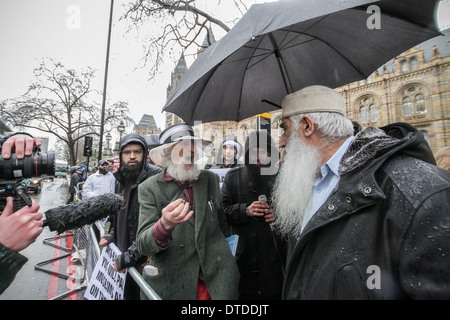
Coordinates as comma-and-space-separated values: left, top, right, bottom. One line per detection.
166, 161, 201, 182
272, 134, 321, 238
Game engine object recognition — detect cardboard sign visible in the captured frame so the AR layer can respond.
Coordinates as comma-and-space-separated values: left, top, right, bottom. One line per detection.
84, 243, 127, 300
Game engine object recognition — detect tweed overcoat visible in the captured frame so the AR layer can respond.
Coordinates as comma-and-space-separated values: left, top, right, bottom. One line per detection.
136, 169, 240, 300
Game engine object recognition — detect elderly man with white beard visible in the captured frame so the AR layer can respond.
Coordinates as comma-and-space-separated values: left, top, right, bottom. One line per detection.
136, 124, 240, 300
273, 85, 450, 300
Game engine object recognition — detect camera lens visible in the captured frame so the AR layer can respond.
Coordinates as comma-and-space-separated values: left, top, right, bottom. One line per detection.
0, 152, 55, 179
35, 152, 56, 177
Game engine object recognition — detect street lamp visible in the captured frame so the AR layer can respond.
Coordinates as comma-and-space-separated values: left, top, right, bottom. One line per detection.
103, 132, 113, 158
106, 132, 112, 149
117, 120, 125, 141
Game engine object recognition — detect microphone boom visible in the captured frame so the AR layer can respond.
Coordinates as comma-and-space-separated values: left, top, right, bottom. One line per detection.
43, 193, 124, 234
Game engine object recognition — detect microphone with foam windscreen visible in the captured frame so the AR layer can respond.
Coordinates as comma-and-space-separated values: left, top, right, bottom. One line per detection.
43, 193, 124, 234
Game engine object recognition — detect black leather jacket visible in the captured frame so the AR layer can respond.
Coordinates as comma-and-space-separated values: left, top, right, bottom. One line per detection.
283, 123, 450, 300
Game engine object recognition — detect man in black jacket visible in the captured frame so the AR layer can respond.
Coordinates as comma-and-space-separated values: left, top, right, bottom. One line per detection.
221, 130, 285, 300
273, 85, 450, 299
99, 133, 162, 299
66, 167, 84, 203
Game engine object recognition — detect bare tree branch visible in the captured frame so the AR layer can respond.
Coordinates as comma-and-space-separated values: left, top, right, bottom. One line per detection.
120, 0, 250, 78
2, 58, 133, 165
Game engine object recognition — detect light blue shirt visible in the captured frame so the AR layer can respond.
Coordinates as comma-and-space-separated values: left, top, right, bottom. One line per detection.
301, 136, 355, 232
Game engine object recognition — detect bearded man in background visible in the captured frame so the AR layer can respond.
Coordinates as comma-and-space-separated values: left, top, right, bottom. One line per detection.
99, 133, 162, 299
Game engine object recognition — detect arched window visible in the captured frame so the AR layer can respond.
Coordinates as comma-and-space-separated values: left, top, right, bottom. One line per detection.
402, 97, 413, 116
360, 106, 368, 124
401, 60, 409, 74
401, 85, 427, 118
410, 57, 419, 72
358, 95, 377, 124
415, 94, 426, 114
369, 104, 378, 122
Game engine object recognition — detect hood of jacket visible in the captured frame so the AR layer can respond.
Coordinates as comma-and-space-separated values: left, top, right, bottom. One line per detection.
114, 133, 150, 185
339, 122, 436, 176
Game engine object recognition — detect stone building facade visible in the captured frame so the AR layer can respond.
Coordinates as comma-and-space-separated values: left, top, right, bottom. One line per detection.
336, 29, 449, 155
134, 113, 161, 136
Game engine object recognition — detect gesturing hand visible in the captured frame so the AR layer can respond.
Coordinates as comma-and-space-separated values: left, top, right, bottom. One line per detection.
0, 197, 43, 252
160, 198, 194, 231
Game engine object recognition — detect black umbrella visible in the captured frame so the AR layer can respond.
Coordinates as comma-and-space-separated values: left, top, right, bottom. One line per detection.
162, 0, 441, 125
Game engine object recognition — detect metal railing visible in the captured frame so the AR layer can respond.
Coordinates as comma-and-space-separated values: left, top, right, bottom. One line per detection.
72, 222, 161, 300
38, 221, 160, 300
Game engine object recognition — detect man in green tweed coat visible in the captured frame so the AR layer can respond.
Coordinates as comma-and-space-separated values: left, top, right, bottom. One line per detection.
136, 124, 239, 300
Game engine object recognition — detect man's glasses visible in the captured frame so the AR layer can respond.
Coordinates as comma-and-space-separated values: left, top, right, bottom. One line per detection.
121, 149, 144, 156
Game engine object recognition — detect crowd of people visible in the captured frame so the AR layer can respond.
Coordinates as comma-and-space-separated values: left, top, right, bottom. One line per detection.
1, 85, 450, 299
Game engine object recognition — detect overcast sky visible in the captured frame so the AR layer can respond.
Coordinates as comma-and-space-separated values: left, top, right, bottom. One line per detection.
0, 0, 267, 130
1, 0, 449, 139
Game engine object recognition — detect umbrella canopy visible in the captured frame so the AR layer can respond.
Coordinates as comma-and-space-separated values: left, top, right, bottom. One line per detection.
162, 0, 441, 125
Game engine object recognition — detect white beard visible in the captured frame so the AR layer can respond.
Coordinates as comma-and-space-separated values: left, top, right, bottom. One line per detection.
272, 134, 322, 238
166, 161, 201, 182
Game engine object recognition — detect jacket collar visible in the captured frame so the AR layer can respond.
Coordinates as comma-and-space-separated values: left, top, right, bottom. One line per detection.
339, 122, 434, 176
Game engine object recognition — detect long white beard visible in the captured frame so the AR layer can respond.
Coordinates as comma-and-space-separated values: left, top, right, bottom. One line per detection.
272, 134, 322, 238
166, 161, 201, 182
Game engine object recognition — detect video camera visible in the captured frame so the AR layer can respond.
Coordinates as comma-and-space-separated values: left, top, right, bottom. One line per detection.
0, 151, 55, 212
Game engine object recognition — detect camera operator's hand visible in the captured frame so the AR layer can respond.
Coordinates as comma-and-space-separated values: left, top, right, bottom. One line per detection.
0, 197, 43, 252
1, 134, 42, 160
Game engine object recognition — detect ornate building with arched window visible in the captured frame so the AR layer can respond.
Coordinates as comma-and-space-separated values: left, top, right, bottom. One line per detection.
336, 29, 449, 155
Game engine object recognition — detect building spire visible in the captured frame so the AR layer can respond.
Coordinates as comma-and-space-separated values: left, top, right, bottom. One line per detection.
175, 52, 188, 73
202, 25, 216, 48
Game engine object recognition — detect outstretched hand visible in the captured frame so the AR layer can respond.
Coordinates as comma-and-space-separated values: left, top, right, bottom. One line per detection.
160, 198, 194, 231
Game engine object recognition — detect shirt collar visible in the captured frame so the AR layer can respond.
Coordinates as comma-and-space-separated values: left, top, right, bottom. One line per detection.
320, 136, 355, 179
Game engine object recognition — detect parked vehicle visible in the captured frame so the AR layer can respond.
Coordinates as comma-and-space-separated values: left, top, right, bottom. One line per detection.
55, 160, 69, 179
27, 177, 43, 194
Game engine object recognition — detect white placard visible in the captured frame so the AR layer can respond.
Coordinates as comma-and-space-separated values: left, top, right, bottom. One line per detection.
210, 168, 231, 188
84, 243, 127, 300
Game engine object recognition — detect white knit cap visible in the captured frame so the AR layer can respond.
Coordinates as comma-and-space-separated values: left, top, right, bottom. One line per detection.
281, 85, 345, 118
222, 140, 242, 160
